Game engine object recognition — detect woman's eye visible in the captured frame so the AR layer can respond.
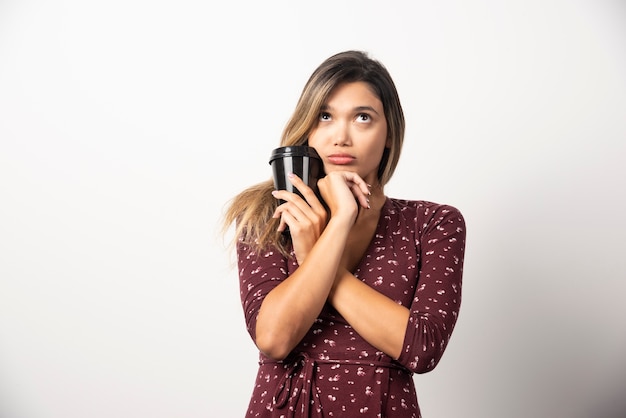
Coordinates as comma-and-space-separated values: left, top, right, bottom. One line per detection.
319, 112, 331, 121
357, 113, 371, 122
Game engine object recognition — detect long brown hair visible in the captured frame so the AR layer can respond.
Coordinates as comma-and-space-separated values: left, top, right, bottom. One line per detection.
222, 50, 405, 255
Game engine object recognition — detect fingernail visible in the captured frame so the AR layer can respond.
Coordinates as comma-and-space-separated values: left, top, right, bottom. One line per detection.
271, 190, 278, 196
287, 173, 294, 178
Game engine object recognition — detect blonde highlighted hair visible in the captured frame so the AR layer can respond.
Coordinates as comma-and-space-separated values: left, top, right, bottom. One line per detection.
222, 50, 405, 256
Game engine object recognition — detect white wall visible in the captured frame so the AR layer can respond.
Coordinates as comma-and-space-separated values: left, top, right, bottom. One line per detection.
1, 1, 625, 417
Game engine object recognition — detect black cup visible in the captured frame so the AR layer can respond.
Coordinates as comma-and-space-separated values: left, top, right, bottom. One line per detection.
269, 146, 323, 205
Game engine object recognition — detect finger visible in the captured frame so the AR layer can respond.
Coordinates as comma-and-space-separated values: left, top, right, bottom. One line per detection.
275, 215, 287, 232
288, 173, 325, 211
286, 173, 310, 197
272, 191, 307, 227
272, 203, 291, 231
349, 182, 371, 209
276, 215, 288, 233
276, 207, 300, 232
271, 189, 289, 203
344, 172, 371, 196
272, 184, 308, 205
340, 172, 371, 209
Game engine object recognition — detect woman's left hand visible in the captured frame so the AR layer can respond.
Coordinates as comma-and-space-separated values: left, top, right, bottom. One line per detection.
317, 170, 371, 221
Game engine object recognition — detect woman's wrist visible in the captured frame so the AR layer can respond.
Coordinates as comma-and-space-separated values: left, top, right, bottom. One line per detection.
326, 208, 357, 230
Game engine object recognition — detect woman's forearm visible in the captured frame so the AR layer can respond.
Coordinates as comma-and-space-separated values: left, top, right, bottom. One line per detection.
328, 269, 410, 359
254, 217, 353, 360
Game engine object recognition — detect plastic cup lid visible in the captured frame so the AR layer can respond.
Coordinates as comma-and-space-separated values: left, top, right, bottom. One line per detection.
269, 146, 321, 163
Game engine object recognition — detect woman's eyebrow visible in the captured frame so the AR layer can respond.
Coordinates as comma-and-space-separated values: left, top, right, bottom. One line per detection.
354, 105, 380, 115
320, 104, 381, 115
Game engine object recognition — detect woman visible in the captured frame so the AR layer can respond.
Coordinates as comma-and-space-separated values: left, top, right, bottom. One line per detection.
223, 50, 466, 417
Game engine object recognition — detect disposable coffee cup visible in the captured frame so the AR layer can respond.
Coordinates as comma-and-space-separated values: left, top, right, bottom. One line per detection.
269, 146, 323, 205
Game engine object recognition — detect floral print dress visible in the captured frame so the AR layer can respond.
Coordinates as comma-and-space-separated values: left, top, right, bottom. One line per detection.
237, 198, 466, 417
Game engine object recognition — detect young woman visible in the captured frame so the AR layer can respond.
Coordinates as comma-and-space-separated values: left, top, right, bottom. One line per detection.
223, 50, 466, 417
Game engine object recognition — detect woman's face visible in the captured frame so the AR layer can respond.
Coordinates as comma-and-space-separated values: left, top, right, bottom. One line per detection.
308, 81, 389, 186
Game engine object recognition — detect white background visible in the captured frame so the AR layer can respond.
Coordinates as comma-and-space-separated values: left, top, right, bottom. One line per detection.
1, 1, 625, 417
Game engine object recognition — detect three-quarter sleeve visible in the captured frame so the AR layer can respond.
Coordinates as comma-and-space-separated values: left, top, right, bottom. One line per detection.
397, 205, 466, 374
237, 241, 291, 343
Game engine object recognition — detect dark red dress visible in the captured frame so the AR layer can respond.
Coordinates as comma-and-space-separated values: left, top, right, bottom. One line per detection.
237, 198, 466, 417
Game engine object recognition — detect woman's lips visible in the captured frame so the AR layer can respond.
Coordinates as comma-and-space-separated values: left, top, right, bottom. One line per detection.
327, 154, 355, 165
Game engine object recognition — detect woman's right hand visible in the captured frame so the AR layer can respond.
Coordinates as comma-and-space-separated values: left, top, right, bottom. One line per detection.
272, 173, 328, 264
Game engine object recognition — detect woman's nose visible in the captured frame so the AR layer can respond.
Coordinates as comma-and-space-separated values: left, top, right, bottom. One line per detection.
333, 123, 351, 146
